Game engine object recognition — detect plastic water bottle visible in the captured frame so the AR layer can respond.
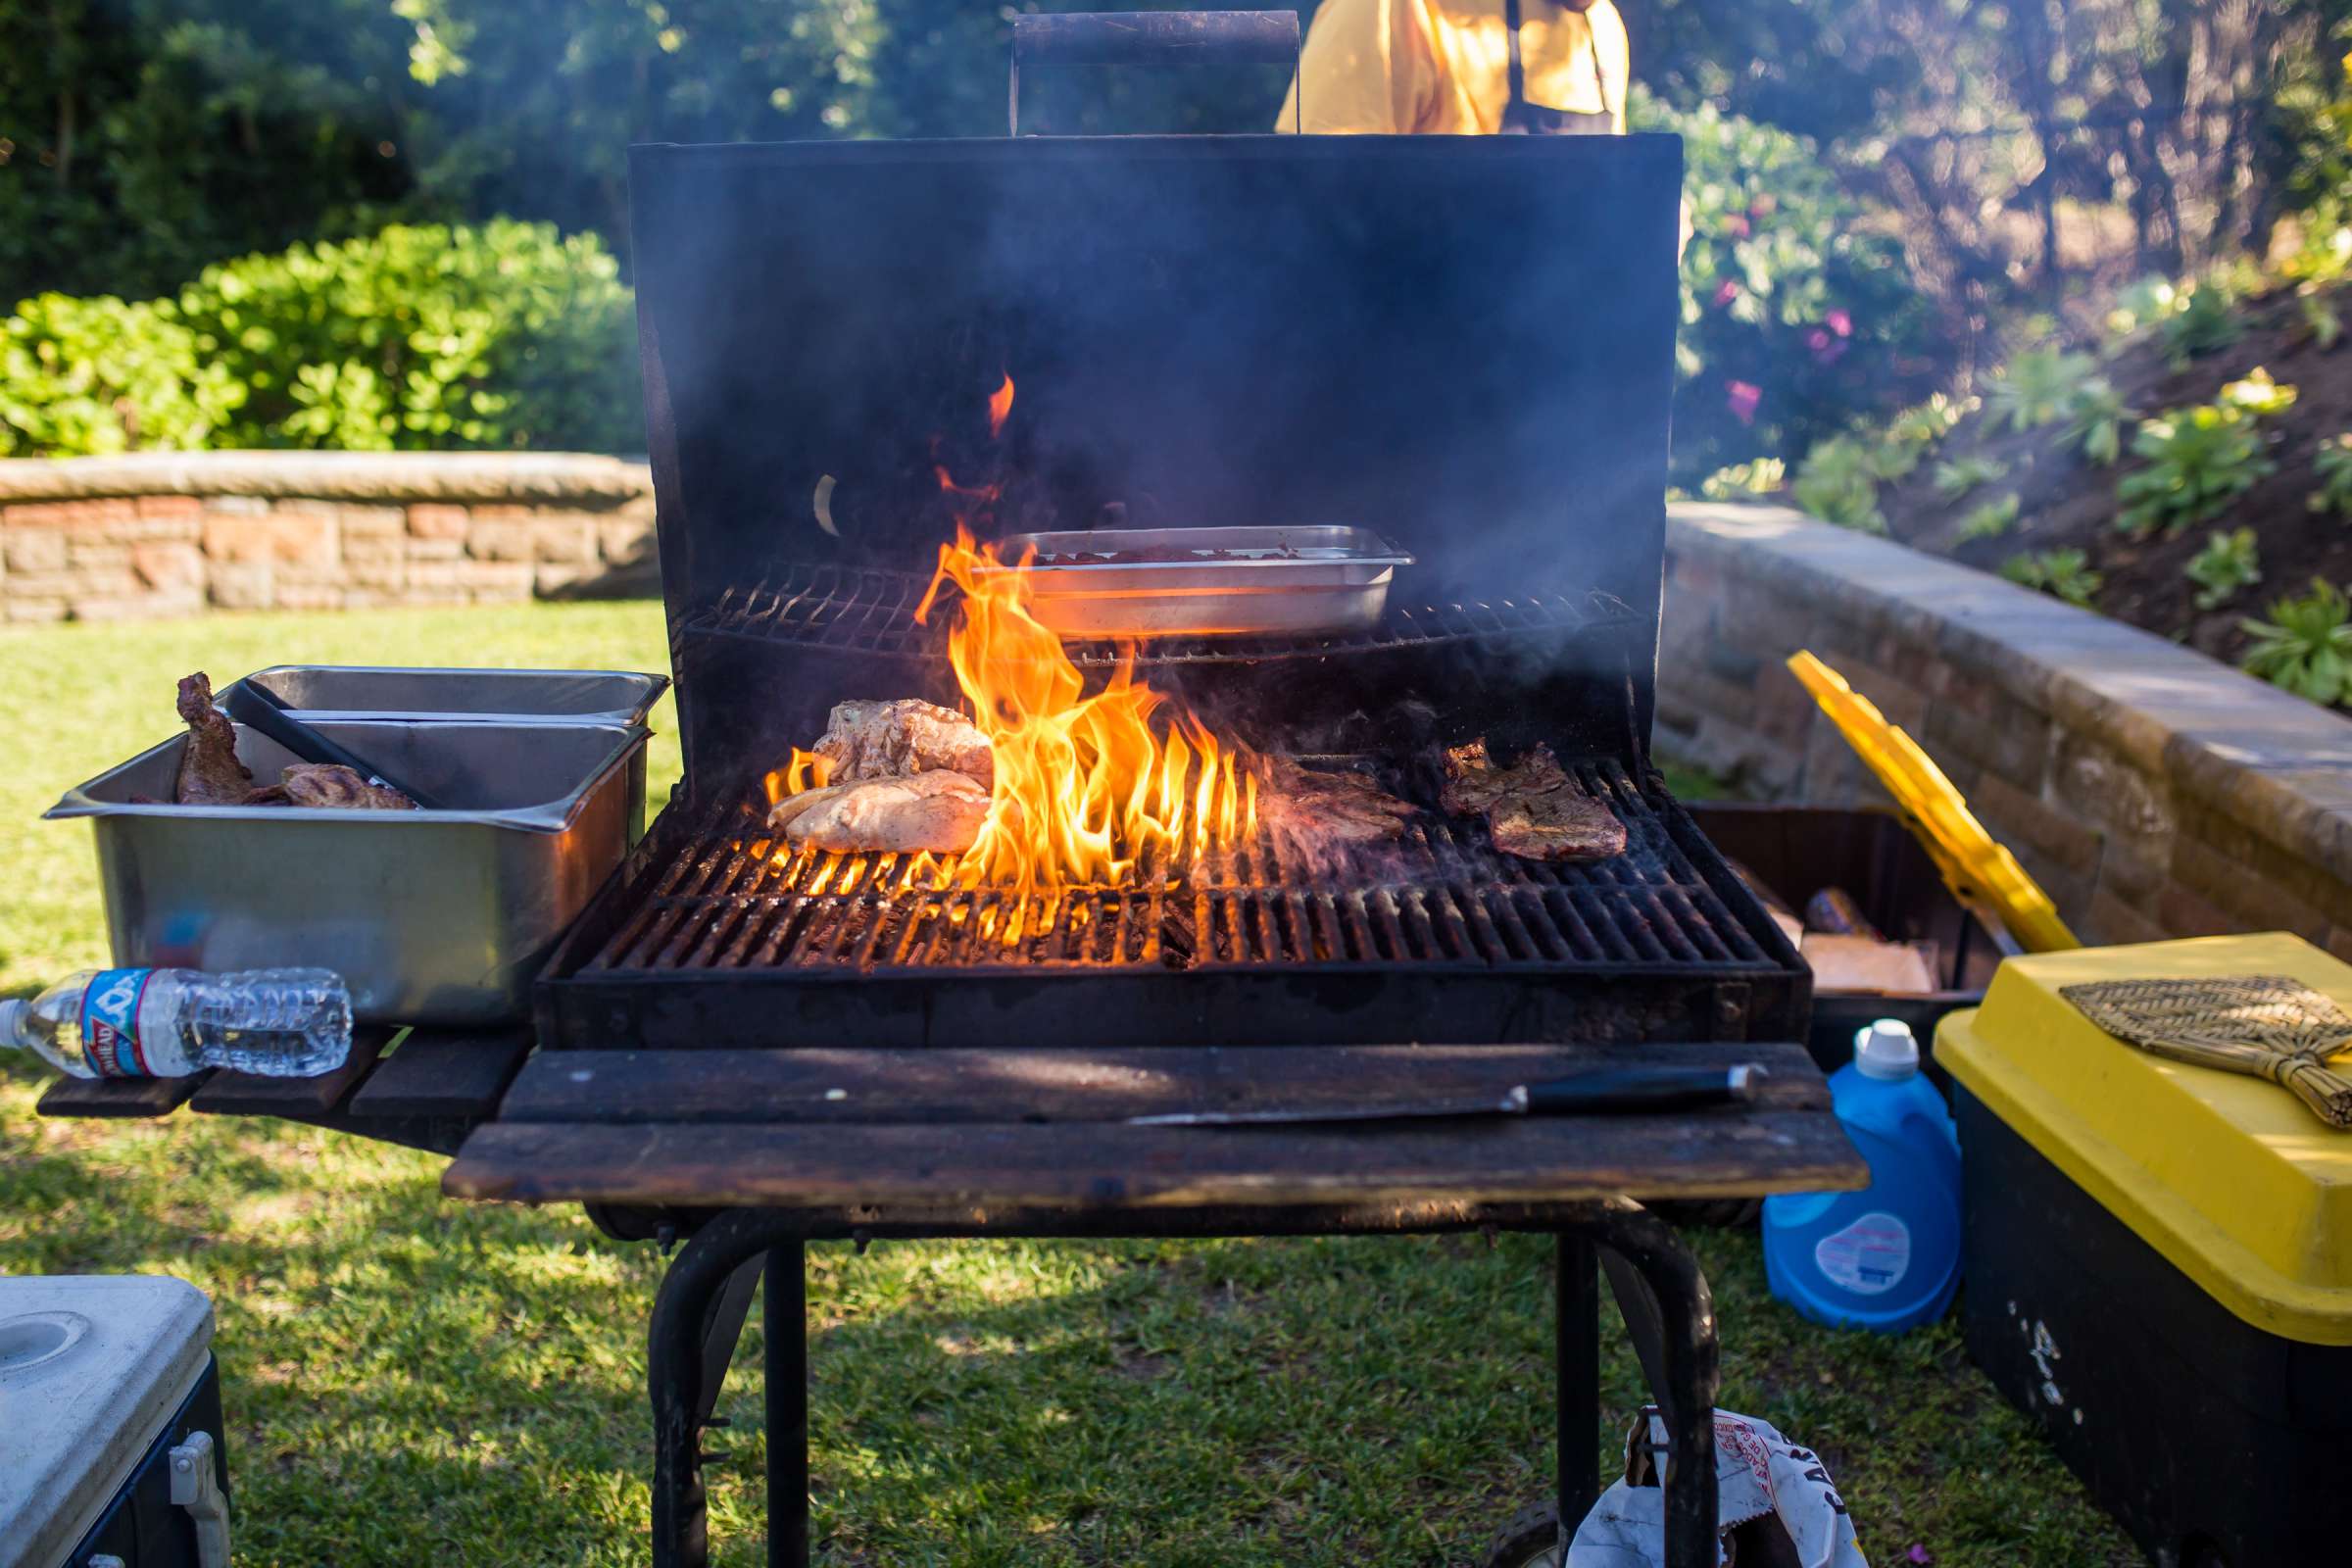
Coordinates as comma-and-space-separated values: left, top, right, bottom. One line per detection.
0, 968, 351, 1079
1761, 1019, 1962, 1335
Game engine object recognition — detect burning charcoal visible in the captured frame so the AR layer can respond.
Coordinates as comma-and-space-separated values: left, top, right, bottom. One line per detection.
767, 770, 989, 855
1440, 739, 1628, 862
813, 699, 994, 789
172, 672, 256, 806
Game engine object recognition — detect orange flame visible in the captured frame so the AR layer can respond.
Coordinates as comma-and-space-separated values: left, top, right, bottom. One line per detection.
915, 525, 1257, 894
988, 372, 1015, 440
763, 746, 834, 806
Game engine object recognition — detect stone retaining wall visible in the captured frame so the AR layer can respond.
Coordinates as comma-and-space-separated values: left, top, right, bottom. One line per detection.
0, 453, 657, 621
1659, 501, 2352, 953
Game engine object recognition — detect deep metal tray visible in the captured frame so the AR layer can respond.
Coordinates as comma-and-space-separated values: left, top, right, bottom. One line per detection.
49, 720, 650, 1026
233, 665, 667, 726
979, 525, 1414, 638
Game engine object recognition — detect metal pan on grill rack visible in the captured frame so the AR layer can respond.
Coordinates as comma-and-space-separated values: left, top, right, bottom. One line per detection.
979, 526, 1414, 639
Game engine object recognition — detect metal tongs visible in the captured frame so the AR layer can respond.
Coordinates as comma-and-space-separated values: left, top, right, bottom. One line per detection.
222, 679, 443, 809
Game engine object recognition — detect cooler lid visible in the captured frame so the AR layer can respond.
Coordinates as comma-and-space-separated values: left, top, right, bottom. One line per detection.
1938, 933, 2352, 1345
0, 1275, 214, 1568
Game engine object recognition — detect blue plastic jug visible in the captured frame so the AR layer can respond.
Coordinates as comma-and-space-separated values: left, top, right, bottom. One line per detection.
1762, 1019, 1962, 1334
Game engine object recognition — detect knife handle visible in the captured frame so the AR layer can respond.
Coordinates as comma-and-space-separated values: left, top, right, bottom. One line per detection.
1521, 1064, 1764, 1115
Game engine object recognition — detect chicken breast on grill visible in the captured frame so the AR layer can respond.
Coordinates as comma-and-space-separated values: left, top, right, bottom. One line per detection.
766, 769, 990, 854
814, 699, 994, 788
1440, 739, 1627, 862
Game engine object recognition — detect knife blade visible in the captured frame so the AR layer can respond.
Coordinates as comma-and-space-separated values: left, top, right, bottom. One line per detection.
1126, 1063, 1767, 1127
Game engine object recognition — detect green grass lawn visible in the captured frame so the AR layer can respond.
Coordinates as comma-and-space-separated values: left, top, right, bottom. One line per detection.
0, 606, 2134, 1566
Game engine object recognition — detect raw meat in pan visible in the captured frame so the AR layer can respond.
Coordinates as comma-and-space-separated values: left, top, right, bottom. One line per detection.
1440, 739, 1627, 862
172, 672, 256, 805
767, 769, 990, 854
814, 699, 994, 788
1256, 757, 1417, 851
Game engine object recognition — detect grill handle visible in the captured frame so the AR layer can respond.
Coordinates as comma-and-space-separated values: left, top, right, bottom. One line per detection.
1009, 11, 1302, 135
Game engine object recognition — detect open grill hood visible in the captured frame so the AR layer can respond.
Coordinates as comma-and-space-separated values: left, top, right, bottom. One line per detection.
532, 129, 1811, 1052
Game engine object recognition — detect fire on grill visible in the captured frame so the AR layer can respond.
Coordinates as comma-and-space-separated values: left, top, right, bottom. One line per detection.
536, 130, 1810, 1052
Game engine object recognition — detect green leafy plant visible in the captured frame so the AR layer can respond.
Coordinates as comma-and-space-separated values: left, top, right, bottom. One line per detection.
0, 221, 640, 455
2219, 367, 2299, 417
2314, 433, 2352, 515
2001, 549, 2103, 608
2300, 286, 2343, 350
1984, 347, 2096, 433
1956, 493, 2021, 541
2107, 275, 2181, 339
2116, 404, 2276, 537
2241, 579, 2352, 706
1887, 393, 1975, 449
1699, 457, 1787, 499
1934, 455, 2008, 500
2185, 528, 2262, 611
2061, 377, 2134, 466
1790, 435, 1886, 533
2159, 280, 2246, 367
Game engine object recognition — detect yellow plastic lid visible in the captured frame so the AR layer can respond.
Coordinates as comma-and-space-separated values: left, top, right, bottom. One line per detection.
1938, 932, 2352, 1345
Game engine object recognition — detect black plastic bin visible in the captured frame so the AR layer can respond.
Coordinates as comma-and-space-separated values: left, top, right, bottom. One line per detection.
1689, 803, 2018, 1082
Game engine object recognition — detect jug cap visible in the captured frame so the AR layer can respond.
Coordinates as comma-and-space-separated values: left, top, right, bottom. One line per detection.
1854, 1018, 1920, 1080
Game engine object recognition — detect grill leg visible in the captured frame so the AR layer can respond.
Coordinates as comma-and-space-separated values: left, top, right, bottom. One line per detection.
1590, 1204, 1719, 1568
1556, 1232, 1600, 1546
767, 1242, 809, 1568
652, 1212, 806, 1568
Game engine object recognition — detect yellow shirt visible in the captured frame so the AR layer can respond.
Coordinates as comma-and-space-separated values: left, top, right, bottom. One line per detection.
1277, 0, 1628, 135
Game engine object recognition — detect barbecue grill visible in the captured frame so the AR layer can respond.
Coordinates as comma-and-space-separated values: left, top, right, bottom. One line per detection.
536, 127, 1810, 1055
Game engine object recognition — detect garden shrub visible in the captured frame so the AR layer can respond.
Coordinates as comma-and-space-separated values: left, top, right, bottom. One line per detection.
1641, 90, 1944, 487
1, 220, 641, 455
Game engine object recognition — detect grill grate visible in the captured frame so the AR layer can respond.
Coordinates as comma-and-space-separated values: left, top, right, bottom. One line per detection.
584, 759, 1767, 976
676, 563, 1640, 667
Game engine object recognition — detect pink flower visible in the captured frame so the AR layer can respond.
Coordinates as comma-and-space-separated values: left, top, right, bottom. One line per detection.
1713, 279, 1740, 308
1725, 215, 1751, 239
1807, 328, 1850, 367
1827, 309, 1853, 337
1726, 380, 1762, 425
1906, 1547, 1934, 1565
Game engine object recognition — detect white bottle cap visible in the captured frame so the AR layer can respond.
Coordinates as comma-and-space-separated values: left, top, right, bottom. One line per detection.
1854, 1017, 1920, 1080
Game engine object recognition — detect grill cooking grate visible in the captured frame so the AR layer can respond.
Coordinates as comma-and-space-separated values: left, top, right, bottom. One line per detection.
676, 563, 1639, 667
584, 759, 1767, 976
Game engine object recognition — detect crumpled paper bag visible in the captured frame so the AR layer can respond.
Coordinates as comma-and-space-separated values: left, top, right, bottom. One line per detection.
1568, 1408, 1869, 1568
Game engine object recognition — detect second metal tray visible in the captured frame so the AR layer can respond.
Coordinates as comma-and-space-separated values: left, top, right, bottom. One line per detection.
979, 525, 1413, 639
235, 665, 668, 726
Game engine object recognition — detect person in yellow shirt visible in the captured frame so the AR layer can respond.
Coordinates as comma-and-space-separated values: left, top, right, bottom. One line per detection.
1278, 0, 1628, 136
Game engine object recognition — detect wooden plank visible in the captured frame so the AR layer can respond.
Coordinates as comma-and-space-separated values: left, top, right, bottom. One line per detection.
36, 1071, 209, 1119
189, 1028, 392, 1119
347, 1031, 530, 1121
444, 1108, 1864, 1210
498, 1042, 1828, 1126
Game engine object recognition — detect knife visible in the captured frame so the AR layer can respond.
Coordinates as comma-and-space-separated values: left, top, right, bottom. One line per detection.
1127, 1063, 1769, 1127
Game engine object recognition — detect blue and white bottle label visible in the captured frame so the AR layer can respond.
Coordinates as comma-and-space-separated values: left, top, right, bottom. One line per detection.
1813, 1211, 1912, 1297
79, 967, 155, 1078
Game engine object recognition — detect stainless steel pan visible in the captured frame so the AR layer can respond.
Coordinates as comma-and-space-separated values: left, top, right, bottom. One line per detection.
978, 525, 1413, 639
48, 720, 649, 1026
232, 665, 668, 727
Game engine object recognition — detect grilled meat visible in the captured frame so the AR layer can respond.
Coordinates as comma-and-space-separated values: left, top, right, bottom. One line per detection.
814, 699, 994, 789
767, 769, 990, 854
1440, 739, 1627, 862
275, 763, 416, 810
172, 672, 256, 806
1257, 758, 1417, 853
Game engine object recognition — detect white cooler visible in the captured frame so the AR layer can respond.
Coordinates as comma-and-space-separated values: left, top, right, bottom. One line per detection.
0, 1277, 229, 1568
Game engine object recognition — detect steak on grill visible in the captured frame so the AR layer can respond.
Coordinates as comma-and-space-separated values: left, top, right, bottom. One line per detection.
814, 699, 994, 788
173, 672, 256, 806
767, 769, 990, 853
1440, 739, 1627, 862
1257, 757, 1417, 856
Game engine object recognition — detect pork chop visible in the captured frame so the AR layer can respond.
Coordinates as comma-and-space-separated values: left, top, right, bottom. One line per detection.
1440, 739, 1627, 862
814, 699, 994, 788
766, 769, 990, 854
172, 672, 256, 806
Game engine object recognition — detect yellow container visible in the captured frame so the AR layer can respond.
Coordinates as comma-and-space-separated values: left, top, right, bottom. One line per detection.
1937, 931, 2352, 1345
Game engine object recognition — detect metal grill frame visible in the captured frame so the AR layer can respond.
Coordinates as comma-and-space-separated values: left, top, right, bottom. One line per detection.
678, 563, 1642, 669
536, 760, 1809, 1052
